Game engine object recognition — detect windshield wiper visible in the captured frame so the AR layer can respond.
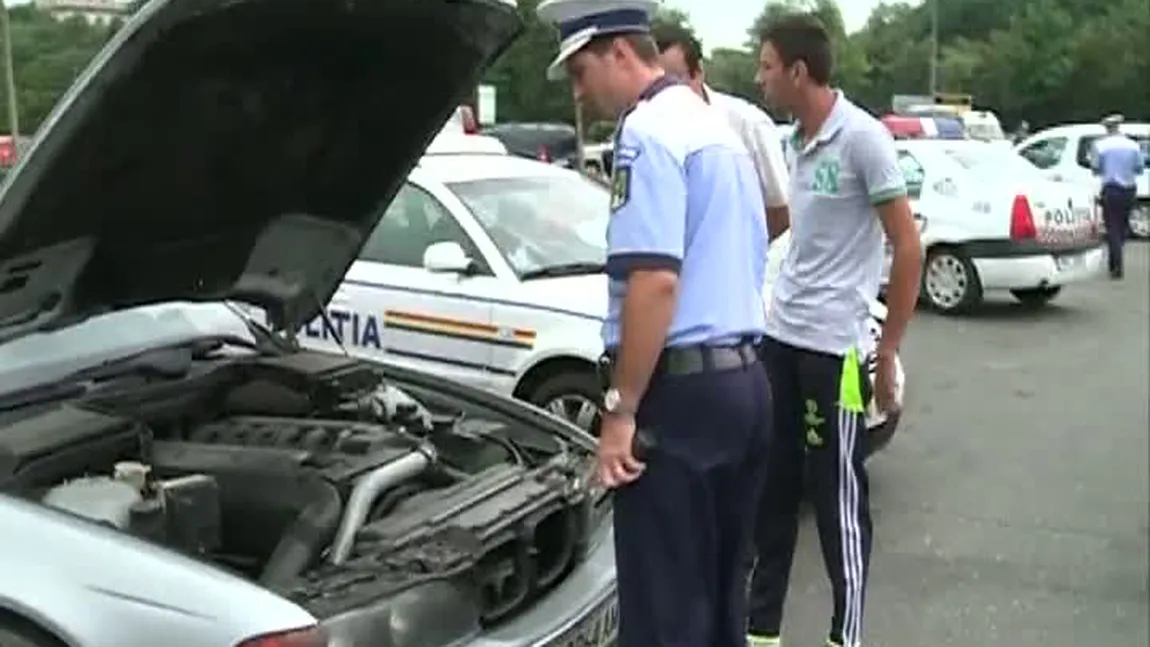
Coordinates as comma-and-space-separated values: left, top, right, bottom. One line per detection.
520, 262, 605, 280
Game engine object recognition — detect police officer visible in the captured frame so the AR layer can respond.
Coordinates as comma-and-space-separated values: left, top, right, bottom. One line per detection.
536, 2, 773, 646
1093, 114, 1145, 279
652, 22, 792, 241
745, 14, 922, 647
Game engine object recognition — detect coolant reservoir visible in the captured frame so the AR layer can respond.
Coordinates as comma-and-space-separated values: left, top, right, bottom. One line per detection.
41, 477, 144, 529
113, 461, 151, 491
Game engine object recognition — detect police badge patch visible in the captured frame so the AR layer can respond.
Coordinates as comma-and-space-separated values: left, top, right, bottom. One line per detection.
610, 166, 631, 211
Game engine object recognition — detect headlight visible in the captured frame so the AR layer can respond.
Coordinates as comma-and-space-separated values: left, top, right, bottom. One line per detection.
324, 581, 480, 647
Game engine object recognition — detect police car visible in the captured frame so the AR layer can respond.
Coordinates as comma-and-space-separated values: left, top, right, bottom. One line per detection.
897, 139, 1104, 313
1016, 122, 1150, 238
296, 141, 906, 454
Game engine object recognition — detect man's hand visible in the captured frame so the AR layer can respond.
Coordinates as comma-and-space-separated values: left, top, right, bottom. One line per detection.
873, 351, 900, 414
595, 412, 645, 488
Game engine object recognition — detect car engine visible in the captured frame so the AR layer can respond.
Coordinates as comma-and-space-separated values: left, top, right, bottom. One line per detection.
0, 350, 607, 625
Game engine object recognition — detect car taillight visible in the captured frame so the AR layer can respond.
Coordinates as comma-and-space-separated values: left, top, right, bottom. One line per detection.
1010, 194, 1037, 240
536, 144, 551, 162
235, 626, 327, 647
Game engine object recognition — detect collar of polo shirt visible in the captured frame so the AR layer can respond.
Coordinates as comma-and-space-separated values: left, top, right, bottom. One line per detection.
790, 89, 848, 154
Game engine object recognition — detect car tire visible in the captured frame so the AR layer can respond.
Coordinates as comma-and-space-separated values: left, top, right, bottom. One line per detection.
1010, 286, 1061, 307
1129, 204, 1150, 239
864, 411, 900, 459
0, 617, 65, 647
526, 370, 602, 434
921, 246, 983, 314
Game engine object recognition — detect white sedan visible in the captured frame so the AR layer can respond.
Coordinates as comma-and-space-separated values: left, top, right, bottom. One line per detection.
295, 143, 906, 455
895, 139, 1105, 313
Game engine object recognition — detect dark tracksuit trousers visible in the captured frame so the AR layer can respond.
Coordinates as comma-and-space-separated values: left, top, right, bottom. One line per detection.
747, 336, 873, 647
614, 355, 772, 647
1101, 183, 1136, 276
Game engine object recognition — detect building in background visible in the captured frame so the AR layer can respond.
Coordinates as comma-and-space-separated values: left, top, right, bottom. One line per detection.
33, 0, 134, 26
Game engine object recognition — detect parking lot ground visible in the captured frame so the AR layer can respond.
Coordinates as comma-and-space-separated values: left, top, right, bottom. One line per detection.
778, 243, 1149, 647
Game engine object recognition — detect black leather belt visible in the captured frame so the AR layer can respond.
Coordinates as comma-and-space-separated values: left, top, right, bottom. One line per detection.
603, 342, 759, 378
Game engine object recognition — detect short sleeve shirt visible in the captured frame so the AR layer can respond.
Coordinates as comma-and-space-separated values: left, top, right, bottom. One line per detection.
705, 87, 790, 210
766, 92, 906, 356
602, 81, 769, 349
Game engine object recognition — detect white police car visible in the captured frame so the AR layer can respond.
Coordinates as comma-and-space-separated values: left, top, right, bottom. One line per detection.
1016, 122, 1149, 238
897, 139, 1104, 313
297, 143, 905, 454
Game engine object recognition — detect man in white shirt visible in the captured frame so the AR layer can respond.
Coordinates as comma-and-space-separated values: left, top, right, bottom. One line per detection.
654, 22, 791, 241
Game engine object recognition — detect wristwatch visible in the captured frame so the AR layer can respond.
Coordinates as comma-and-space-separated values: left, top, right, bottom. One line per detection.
602, 388, 635, 417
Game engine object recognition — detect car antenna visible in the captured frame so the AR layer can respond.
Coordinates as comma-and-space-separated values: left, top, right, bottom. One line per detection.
314, 292, 350, 357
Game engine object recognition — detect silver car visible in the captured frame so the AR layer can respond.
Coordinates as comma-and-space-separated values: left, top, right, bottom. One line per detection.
0, 0, 618, 646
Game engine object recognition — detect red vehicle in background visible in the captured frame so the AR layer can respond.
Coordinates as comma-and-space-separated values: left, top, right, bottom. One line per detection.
0, 136, 18, 166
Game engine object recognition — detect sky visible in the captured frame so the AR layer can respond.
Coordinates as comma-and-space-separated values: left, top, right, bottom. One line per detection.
667, 0, 920, 53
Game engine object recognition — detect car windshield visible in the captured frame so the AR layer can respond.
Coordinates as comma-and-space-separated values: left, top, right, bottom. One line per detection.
942, 144, 1044, 181
0, 302, 254, 397
447, 173, 609, 278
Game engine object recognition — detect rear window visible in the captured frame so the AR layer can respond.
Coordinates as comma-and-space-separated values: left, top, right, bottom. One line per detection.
1076, 134, 1150, 168
943, 144, 1045, 181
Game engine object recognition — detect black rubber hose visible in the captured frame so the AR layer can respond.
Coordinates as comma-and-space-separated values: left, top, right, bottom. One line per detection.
259, 477, 343, 587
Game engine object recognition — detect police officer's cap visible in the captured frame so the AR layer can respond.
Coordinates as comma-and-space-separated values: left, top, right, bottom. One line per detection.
1101, 113, 1125, 127
537, 0, 659, 81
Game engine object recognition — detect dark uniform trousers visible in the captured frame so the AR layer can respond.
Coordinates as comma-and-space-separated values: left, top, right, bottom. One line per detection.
747, 336, 873, 646
611, 345, 772, 647
1101, 183, 1136, 275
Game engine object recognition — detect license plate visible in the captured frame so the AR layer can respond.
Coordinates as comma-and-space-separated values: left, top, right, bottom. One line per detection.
547, 595, 619, 647
1055, 253, 1084, 271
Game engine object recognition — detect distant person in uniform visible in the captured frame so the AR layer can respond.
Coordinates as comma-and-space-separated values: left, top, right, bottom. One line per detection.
745, 14, 922, 647
653, 22, 791, 241
1093, 114, 1145, 279
536, 1, 773, 646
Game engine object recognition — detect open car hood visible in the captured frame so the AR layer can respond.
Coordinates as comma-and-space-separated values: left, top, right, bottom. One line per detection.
0, 0, 522, 344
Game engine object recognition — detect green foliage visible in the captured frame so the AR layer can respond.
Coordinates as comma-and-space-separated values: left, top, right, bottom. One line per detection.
2, 0, 1147, 136
2, 6, 118, 134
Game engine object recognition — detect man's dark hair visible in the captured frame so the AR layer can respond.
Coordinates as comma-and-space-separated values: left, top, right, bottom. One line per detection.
585, 32, 660, 64
652, 23, 703, 75
758, 12, 833, 85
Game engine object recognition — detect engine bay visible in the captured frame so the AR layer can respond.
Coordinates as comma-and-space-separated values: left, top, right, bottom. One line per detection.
0, 350, 608, 623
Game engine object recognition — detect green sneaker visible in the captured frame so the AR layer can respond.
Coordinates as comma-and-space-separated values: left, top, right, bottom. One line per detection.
747, 635, 781, 647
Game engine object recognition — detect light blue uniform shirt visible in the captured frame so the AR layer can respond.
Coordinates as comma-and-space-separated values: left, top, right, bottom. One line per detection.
602, 79, 768, 349
1093, 134, 1145, 189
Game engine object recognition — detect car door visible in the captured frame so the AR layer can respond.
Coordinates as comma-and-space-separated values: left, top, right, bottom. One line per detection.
304, 180, 503, 389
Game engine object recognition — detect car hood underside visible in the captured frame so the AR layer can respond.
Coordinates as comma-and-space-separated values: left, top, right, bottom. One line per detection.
0, 0, 522, 344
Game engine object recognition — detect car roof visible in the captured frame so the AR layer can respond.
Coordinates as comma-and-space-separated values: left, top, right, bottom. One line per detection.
1029, 122, 1150, 138
415, 151, 576, 184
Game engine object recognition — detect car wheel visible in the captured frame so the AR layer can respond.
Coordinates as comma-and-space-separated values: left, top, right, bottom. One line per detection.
1129, 204, 1150, 239
864, 411, 899, 459
1010, 286, 1061, 307
527, 371, 602, 434
0, 618, 65, 647
922, 246, 983, 314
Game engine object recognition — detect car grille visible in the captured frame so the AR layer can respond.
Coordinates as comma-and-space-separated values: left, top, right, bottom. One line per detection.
476, 504, 583, 625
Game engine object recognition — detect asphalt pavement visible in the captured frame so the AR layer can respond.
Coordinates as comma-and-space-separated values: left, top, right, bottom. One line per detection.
777, 243, 1150, 647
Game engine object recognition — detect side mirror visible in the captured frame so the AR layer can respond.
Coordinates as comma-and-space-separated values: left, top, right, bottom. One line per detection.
423, 241, 474, 274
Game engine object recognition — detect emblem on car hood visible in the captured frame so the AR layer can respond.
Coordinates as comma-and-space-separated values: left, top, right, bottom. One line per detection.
0, 0, 522, 344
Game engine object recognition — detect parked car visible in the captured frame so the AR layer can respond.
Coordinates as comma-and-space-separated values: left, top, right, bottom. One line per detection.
1016, 122, 1150, 238
481, 122, 582, 169
0, 1, 621, 647
290, 145, 907, 455
896, 139, 1104, 313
